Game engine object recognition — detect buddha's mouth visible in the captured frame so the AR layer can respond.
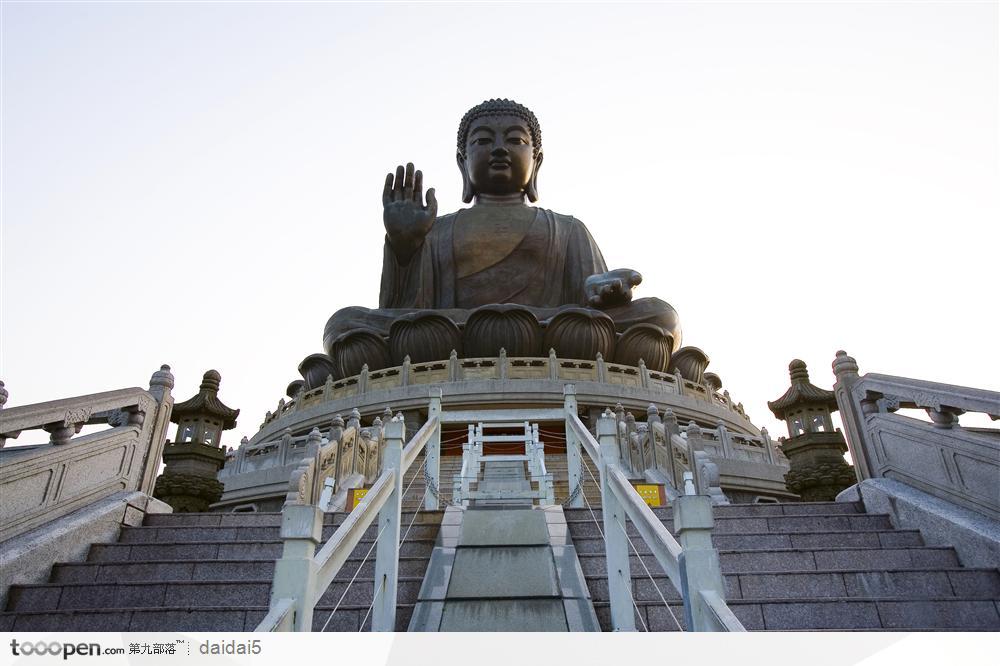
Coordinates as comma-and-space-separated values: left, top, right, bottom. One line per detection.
489, 160, 511, 168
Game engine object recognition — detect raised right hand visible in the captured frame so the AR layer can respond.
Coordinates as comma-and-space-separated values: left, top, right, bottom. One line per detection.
383, 162, 437, 263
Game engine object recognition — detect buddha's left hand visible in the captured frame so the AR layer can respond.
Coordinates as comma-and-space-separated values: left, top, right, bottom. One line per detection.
585, 269, 642, 308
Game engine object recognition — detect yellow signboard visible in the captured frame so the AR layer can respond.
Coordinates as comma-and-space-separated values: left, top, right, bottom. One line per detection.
633, 483, 665, 507
349, 487, 369, 511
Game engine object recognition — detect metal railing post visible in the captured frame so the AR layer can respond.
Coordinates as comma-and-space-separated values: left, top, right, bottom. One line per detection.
674, 474, 728, 631
372, 416, 404, 631
268, 503, 323, 631
424, 388, 442, 510
564, 385, 584, 508
598, 409, 636, 631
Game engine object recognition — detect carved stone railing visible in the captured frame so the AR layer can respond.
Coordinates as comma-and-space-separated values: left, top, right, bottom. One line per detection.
261, 351, 752, 429
637, 405, 785, 503
833, 351, 1000, 520
0, 366, 174, 542
224, 408, 390, 502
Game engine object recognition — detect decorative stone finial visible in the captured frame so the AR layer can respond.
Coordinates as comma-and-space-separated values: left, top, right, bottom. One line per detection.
307, 428, 323, 445
833, 350, 859, 378
331, 414, 345, 428
150, 364, 175, 391
647, 404, 659, 418
0, 380, 7, 410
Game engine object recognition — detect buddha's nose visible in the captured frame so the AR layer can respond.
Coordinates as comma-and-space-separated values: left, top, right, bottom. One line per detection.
491, 144, 508, 156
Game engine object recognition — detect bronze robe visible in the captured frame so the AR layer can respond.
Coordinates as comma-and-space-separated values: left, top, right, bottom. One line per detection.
323, 207, 681, 359
379, 208, 606, 310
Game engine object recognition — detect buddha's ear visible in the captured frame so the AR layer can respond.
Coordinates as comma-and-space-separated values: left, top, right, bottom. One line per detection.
526, 151, 543, 202
457, 152, 474, 203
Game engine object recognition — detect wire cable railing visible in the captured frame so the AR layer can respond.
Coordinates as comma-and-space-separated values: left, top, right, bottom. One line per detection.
259, 386, 742, 632
579, 454, 683, 631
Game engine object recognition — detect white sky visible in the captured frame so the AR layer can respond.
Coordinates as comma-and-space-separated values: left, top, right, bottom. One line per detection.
2, 1, 998, 445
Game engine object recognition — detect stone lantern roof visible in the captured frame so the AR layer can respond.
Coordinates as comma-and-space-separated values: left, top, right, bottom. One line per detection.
170, 369, 240, 429
767, 359, 838, 420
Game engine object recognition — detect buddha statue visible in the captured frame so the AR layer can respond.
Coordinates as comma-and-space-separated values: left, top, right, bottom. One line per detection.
312, 99, 684, 384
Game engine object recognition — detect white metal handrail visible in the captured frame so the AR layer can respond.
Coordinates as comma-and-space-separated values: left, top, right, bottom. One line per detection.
402, 414, 440, 474
607, 466, 683, 584
259, 390, 443, 632
564, 385, 743, 632
313, 469, 395, 593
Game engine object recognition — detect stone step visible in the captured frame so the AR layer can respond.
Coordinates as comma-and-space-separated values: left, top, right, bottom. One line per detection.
50, 555, 436, 584
143, 510, 445, 528
565, 513, 892, 535
0, 604, 416, 632
592, 597, 1000, 631
568, 524, 922, 549
118, 522, 441, 544
5, 576, 427, 613
581, 568, 1000, 602
574, 546, 960, 572
86, 538, 437, 562
563, 501, 863, 519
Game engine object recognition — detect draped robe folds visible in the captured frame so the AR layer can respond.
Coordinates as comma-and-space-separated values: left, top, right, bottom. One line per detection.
382, 208, 605, 310
322, 207, 681, 356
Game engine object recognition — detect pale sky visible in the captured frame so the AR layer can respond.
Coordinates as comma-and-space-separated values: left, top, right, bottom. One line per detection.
2, 1, 998, 446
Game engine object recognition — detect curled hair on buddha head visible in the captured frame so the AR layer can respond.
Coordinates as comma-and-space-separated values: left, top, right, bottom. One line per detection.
457, 99, 544, 203
457, 99, 542, 159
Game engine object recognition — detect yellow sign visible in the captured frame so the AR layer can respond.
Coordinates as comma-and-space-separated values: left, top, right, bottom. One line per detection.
633, 483, 665, 507
349, 487, 369, 510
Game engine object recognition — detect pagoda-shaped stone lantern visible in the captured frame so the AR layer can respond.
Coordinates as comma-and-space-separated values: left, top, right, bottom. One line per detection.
768, 360, 855, 501
154, 369, 240, 512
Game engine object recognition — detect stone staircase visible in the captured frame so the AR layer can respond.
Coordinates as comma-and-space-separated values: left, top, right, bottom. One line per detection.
4, 449, 999, 631
565, 501, 1000, 630
0, 456, 445, 632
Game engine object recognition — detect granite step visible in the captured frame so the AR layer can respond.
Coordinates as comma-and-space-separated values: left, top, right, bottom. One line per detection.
590, 597, 1000, 631
86, 538, 437, 562
580, 568, 1000, 602
142, 510, 445, 528
573, 545, 961, 571
117, 523, 441, 544
569, 525, 923, 549
4, 575, 428, 614
51, 555, 437, 584
564, 501, 864, 519
565, 513, 890, 535
0, 604, 416, 632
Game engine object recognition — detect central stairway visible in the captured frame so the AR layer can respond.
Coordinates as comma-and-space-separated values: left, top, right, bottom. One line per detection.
2, 454, 999, 631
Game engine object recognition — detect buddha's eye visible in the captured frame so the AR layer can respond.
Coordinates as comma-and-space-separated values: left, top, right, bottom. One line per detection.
508, 137, 527, 145
473, 137, 491, 145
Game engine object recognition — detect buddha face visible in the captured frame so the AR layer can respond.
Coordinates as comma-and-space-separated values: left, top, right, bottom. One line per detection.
459, 114, 541, 201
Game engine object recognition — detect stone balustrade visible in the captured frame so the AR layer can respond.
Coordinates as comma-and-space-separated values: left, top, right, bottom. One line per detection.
0, 367, 174, 542
833, 351, 1000, 520
221, 409, 389, 507
262, 351, 751, 430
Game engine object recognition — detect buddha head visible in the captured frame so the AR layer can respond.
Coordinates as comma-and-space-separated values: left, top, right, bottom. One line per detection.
457, 99, 543, 203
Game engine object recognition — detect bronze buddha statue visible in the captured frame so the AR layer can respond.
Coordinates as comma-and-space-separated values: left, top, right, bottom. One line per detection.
312, 99, 684, 384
